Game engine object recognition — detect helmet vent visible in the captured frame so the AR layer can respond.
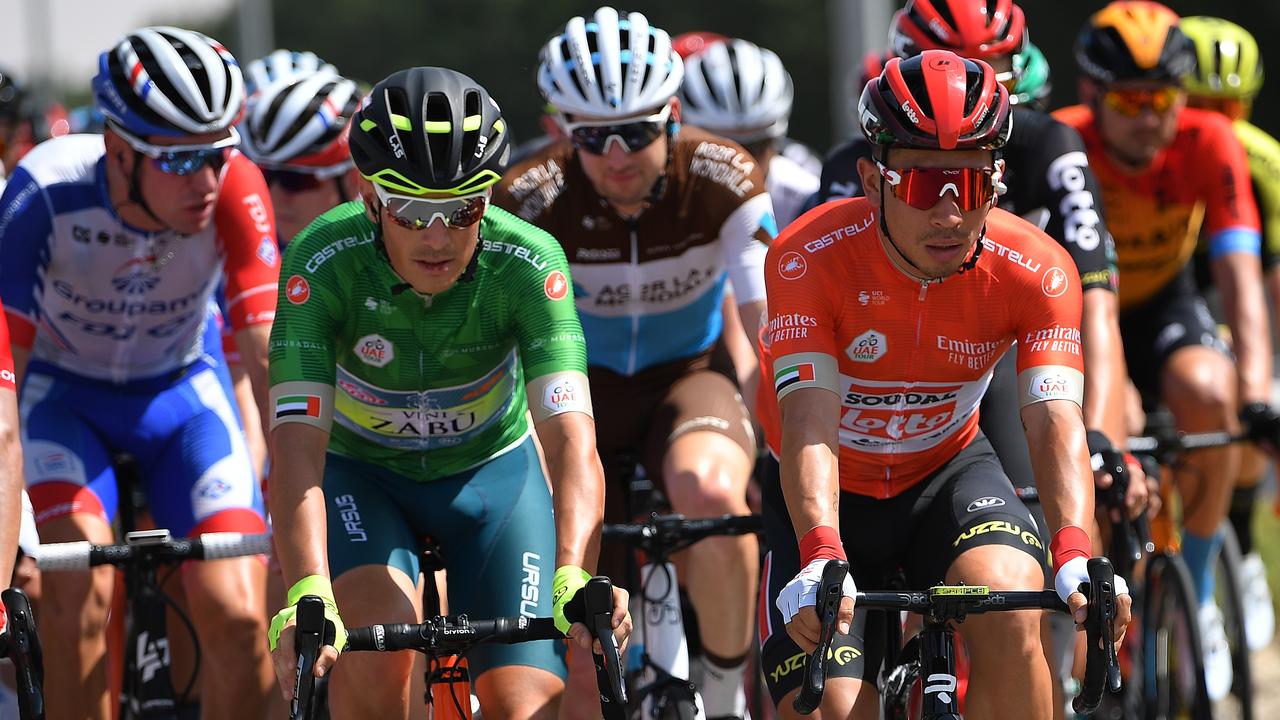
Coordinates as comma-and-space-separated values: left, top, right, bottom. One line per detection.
384, 85, 417, 166
459, 89, 482, 163
425, 91, 453, 177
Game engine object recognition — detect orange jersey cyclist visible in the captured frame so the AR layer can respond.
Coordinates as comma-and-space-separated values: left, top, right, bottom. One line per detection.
1056, 2, 1269, 699
758, 51, 1131, 720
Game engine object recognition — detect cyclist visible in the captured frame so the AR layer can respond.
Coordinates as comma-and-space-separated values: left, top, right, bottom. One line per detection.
243, 48, 337, 95
679, 37, 820, 228
0, 26, 279, 719
1180, 14, 1278, 652
805, 0, 1142, 541
1056, 1, 1269, 699
0, 306, 18, 591
761, 50, 1131, 720
265, 66, 629, 719
240, 68, 361, 244
493, 8, 775, 716
0, 67, 70, 189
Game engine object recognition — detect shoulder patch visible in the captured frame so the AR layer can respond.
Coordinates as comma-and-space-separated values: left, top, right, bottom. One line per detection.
689, 140, 758, 198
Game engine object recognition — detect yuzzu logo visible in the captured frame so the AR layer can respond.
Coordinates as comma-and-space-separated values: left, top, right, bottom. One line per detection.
334, 349, 519, 450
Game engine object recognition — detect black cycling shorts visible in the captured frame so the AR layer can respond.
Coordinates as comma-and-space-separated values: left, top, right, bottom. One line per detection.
1120, 268, 1231, 404
757, 435, 1045, 705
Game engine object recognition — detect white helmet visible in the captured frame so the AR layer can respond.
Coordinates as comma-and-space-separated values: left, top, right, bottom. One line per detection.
538, 7, 684, 118
245, 49, 337, 95
92, 26, 244, 137
240, 71, 359, 172
679, 39, 793, 143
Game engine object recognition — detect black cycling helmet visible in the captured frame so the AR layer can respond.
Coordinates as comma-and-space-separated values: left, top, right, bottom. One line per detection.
1075, 1, 1194, 84
350, 67, 510, 196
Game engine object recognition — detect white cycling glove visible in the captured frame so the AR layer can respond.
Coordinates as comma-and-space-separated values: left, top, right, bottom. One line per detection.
776, 557, 857, 625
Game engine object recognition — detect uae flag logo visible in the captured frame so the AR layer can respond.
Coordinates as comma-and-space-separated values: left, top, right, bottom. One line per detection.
276, 394, 321, 419
773, 362, 815, 393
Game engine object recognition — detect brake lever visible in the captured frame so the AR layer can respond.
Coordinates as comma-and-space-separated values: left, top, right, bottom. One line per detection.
582, 576, 627, 719
1072, 558, 1121, 715
291, 595, 326, 720
2, 588, 44, 720
793, 559, 849, 715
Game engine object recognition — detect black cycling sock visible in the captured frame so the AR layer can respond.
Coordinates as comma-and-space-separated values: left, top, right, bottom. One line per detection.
1229, 485, 1259, 556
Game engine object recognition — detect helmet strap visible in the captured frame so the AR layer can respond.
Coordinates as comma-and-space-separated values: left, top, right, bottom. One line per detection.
115, 147, 170, 231
875, 159, 985, 281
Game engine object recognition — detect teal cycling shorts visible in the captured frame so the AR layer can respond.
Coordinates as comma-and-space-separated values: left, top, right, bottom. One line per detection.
323, 435, 565, 680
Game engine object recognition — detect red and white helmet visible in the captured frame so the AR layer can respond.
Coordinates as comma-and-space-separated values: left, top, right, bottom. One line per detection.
890, 0, 1027, 60
858, 50, 1012, 152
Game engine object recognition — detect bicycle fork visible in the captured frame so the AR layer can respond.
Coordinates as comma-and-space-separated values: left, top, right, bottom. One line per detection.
628, 561, 705, 717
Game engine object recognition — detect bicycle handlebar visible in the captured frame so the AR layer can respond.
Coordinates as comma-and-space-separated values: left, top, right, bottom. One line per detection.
1, 588, 44, 720
794, 558, 1121, 716
36, 531, 272, 571
345, 616, 560, 653
290, 576, 628, 720
602, 513, 762, 558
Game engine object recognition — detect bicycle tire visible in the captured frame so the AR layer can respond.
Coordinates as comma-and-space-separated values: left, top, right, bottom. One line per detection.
1141, 552, 1212, 720
1215, 522, 1253, 719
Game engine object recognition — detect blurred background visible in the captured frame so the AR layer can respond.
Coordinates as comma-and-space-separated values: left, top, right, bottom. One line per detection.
0, 0, 1274, 156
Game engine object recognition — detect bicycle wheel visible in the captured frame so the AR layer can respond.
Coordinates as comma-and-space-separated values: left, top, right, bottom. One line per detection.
1141, 552, 1212, 720
1215, 523, 1253, 719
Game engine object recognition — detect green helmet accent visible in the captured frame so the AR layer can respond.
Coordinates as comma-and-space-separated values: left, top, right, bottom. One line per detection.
1181, 16, 1263, 100
350, 67, 510, 196
1011, 41, 1052, 110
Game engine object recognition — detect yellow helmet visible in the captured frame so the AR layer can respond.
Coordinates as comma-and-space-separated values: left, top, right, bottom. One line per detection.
1180, 16, 1263, 100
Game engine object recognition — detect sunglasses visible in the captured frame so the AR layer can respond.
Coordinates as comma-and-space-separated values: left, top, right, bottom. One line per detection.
262, 162, 354, 193
562, 104, 671, 155
112, 123, 238, 176
372, 184, 488, 230
1102, 86, 1181, 118
877, 163, 999, 211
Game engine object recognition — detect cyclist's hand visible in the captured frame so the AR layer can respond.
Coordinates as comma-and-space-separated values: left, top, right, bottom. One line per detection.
267, 577, 347, 703
1241, 402, 1280, 456
1055, 556, 1133, 643
1092, 453, 1148, 521
777, 558, 856, 653
566, 585, 633, 655
555, 567, 632, 653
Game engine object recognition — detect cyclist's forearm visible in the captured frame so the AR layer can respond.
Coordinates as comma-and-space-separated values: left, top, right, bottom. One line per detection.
778, 389, 841, 539
0, 391, 21, 585
235, 324, 274, 437
1080, 288, 1129, 445
1214, 252, 1273, 404
538, 412, 605, 570
1022, 400, 1094, 533
267, 424, 331, 584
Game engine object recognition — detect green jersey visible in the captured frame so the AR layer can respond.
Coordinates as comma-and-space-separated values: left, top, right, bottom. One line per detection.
268, 202, 590, 481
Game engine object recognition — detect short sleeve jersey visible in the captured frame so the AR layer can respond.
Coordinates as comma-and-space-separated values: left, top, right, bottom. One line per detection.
1054, 106, 1260, 309
0, 134, 280, 382
268, 202, 590, 481
1233, 120, 1280, 270
492, 126, 775, 376
761, 198, 1084, 498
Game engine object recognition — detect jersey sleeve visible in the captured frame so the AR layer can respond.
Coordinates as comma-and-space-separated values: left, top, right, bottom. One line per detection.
266, 225, 341, 432
718, 191, 772, 304
512, 231, 593, 422
1011, 245, 1086, 409
215, 152, 280, 331
764, 229, 841, 402
1035, 121, 1118, 293
0, 167, 54, 349
0, 302, 15, 392
1199, 115, 1262, 259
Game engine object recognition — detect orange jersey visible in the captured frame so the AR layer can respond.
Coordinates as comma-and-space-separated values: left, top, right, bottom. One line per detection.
1054, 105, 1260, 309
759, 198, 1084, 498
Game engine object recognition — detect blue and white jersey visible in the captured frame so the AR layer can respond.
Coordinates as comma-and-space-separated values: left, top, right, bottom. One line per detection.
0, 134, 280, 384
493, 126, 774, 376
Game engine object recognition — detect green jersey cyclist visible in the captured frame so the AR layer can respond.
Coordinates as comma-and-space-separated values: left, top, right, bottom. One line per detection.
265, 67, 629, 720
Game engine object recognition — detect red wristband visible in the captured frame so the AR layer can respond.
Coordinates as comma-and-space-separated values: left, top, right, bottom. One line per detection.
799, 525, 846, 565
1050, 525, 1091, 570
1123, 452, 1139, 468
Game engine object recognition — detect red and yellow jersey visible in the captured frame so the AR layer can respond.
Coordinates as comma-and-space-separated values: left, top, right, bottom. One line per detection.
759, 198, 1084, 499
1054, 105, 1260, 309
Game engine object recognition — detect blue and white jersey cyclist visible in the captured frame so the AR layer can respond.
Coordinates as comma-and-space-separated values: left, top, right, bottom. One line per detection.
0, 26, 280, 719
493, 8, 776, 718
